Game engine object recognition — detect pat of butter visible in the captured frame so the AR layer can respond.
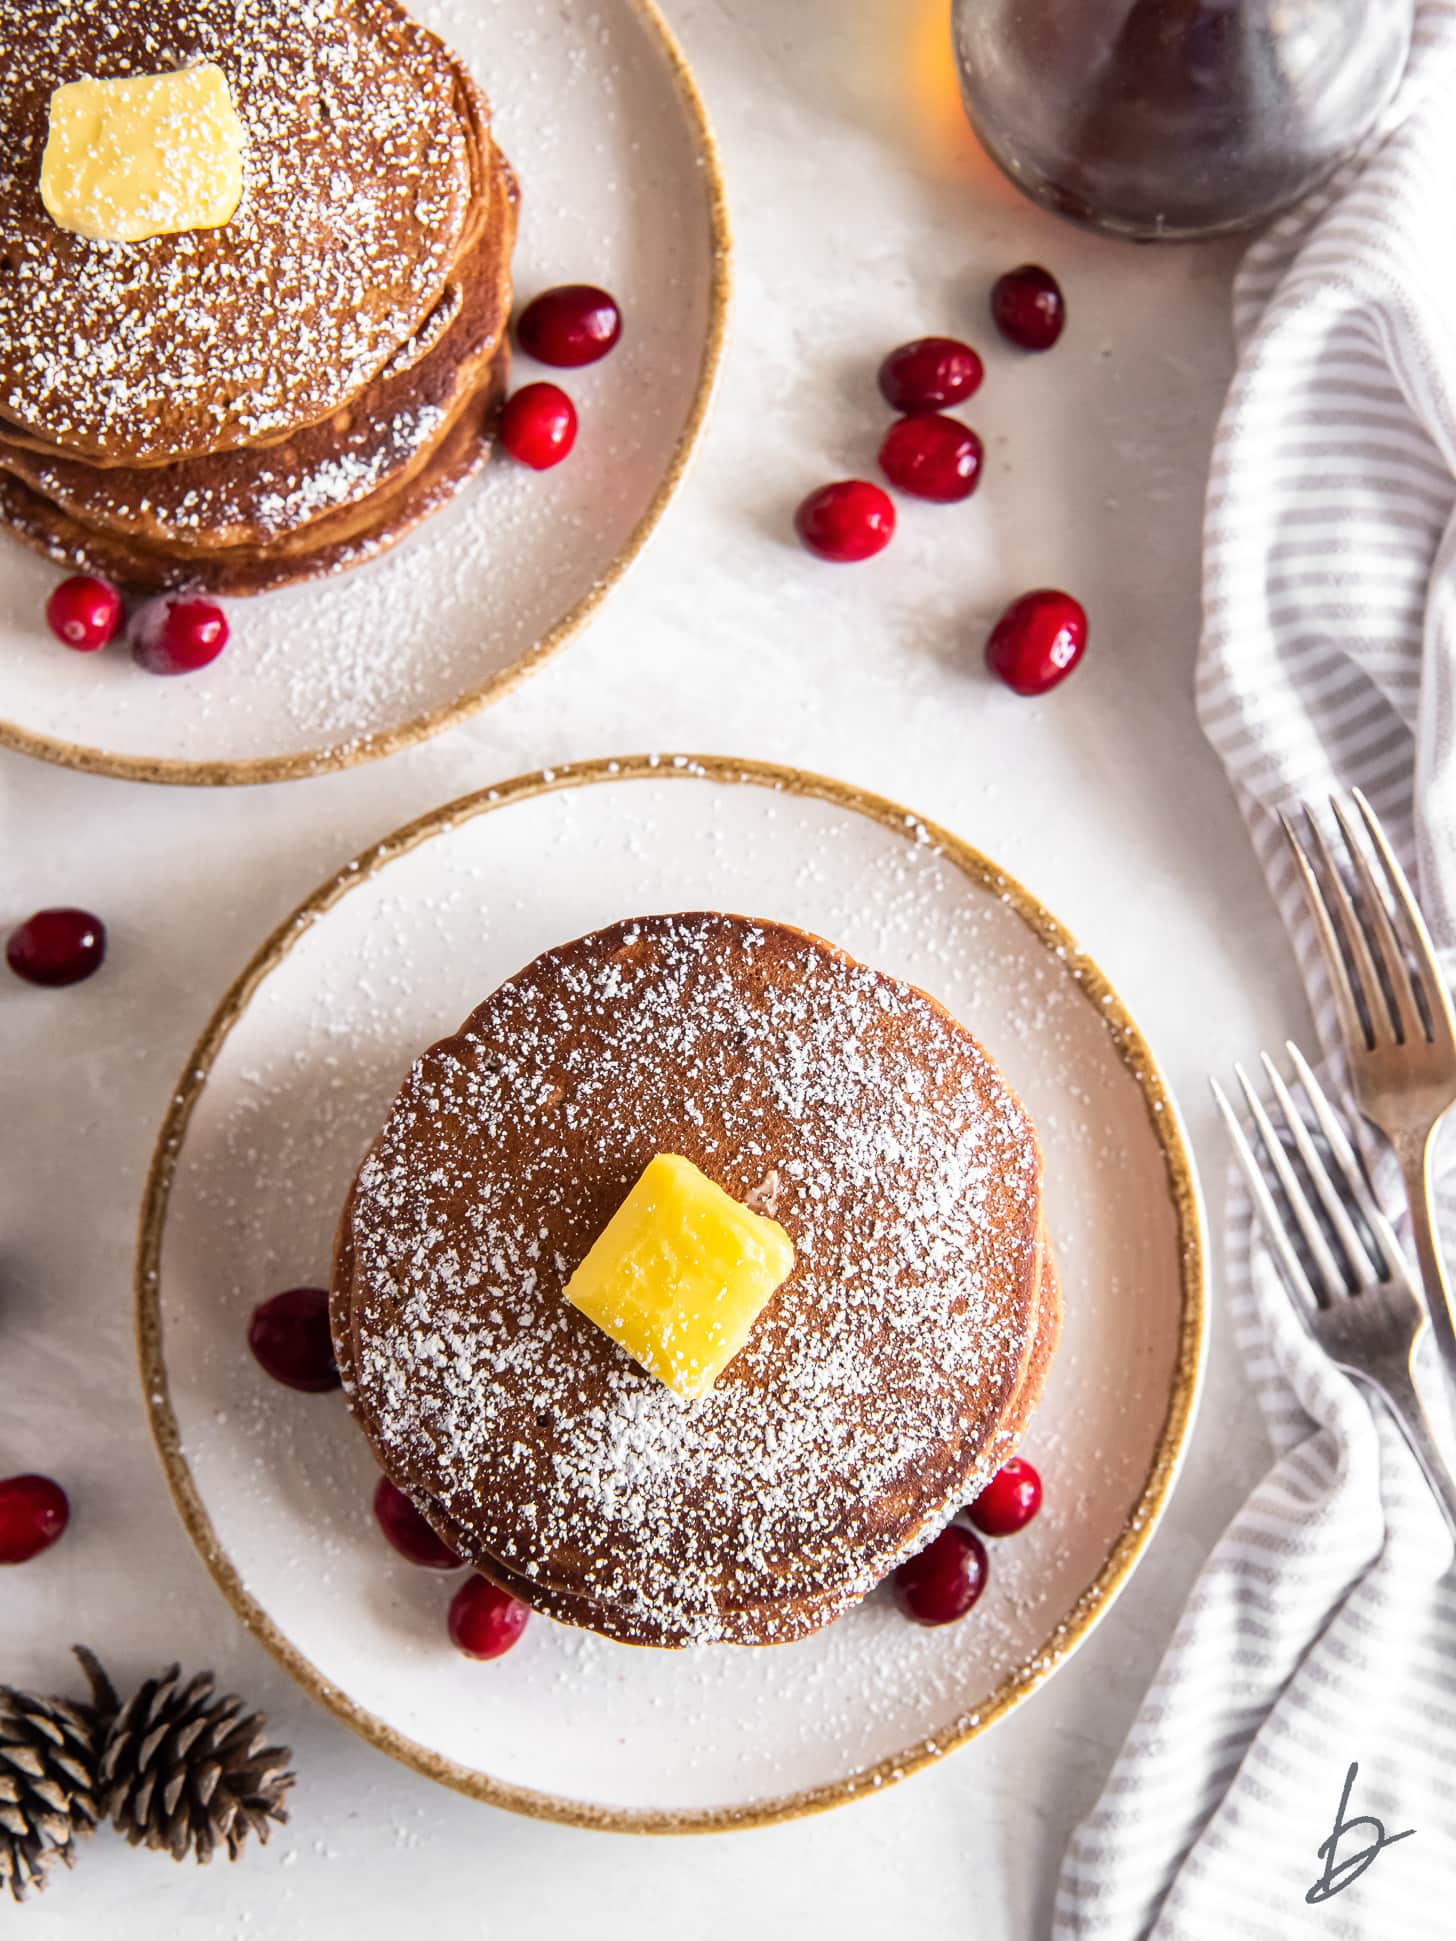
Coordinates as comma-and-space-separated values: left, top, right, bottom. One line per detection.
565, 1154, 795, 1401
40, 63, 246, 244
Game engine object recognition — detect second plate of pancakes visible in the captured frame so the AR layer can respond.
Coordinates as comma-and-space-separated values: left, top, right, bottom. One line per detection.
0, 0, 728, 783
138, 754, 1206, 1830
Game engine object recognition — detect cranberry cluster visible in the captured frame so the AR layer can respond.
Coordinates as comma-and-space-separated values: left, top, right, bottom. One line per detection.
794, 264, 1085, 696
892, 1457, 1044, 1627
46, 576, 230, 675
499, 283, 623, 470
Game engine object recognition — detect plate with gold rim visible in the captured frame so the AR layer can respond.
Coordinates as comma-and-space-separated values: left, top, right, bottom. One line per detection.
0, 0, 728, 787
136, 754, 1206, 1830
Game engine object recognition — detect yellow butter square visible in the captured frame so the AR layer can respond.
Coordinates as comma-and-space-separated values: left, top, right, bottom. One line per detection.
41, 63, 246, 244
564, 1155, 795, 1400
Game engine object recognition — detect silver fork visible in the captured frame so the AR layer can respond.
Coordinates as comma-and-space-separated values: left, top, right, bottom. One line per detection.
1282, 791, 1456, 1396
1212, 1045, 1456, 1541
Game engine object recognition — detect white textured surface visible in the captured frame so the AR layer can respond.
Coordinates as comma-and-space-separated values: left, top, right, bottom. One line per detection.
0, 0, 1312, 1934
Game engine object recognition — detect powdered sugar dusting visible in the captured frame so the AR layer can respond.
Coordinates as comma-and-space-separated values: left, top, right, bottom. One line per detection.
341, 913, 1043, 1644
0, 0, 476, 459
17, 399, 451, 542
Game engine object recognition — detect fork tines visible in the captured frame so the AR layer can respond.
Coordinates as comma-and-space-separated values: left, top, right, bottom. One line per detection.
1211, 1045, 1407, 1311
1280, 789, 1453, 1053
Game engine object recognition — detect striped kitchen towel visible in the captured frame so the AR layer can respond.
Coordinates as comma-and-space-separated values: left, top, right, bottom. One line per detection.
1054, 5, 1456, 1937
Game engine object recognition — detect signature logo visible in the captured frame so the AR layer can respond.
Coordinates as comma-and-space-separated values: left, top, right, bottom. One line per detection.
1305, 1761, 1414, 1905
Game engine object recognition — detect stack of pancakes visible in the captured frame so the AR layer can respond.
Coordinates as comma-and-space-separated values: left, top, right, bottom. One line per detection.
333, 913, 1061, 1649
0, 0, 515, 595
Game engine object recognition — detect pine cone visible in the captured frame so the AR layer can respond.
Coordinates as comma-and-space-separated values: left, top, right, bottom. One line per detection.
99, 1665, 293, 1864
0, 1648, 116, 1903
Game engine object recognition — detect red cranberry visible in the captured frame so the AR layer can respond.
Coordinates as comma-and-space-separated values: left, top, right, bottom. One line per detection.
448, 1575, 530, 1660
795, 480, 895, 563
878, 415, 983, 503
892, 1524, 988, 1626
6, 908, 106, 987
0, 1475, 70, 1565
879, 337, 984, 414
500, 382, 578, 469
373, 1476, 463, 1569
516, 285, 621, 367
991, 265, 1065, 351
45, 575, 122, 652
967, 1457, 1043, 1536
986, 589, 1087, 695
129, 595, 229, 676
247, 1288, 340, 1393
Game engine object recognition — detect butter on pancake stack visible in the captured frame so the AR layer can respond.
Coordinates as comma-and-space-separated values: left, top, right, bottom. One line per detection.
0, 0, 516, 594
332, 914, 1061, 1649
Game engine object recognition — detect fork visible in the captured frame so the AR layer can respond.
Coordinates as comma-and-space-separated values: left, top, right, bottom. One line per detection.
1212, 1046, 1456, 1541
1281, 791, 1456, 1397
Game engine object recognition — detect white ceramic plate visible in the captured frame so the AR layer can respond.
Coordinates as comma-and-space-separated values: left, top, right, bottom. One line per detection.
138, 757, 1205, 1830
0, 3, 727, 785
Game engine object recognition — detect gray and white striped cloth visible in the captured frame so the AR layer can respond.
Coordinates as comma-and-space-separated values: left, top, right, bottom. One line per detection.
1055, 6, 1456, 1936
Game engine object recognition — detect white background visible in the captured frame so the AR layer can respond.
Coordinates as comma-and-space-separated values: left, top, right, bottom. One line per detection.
1, 0, 1312, 1934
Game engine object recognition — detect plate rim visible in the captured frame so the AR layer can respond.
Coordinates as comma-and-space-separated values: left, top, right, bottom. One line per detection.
134, 752, 1208, 1833
0, 0, 732, 789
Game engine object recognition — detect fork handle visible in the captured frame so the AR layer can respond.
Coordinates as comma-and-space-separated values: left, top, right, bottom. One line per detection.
1395, 1122, 1456, 1394
1362, 1363, 1456, 1546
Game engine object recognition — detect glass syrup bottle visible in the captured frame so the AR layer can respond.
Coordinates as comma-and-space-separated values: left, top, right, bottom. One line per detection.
952, 0, 1412, 242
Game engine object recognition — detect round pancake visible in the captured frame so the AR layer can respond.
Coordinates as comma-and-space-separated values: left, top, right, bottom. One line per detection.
0, 0, 485, 463
440, 1251, 1061, 1648
0, 148, 515, 558
0, 347, 508, 595
332, 913, 1047, 1648
0, 144, 517, 550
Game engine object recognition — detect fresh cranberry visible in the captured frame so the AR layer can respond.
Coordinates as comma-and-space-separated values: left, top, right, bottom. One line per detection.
795, 480, 895, 563
448, 1575, 530, 1660
986, 588, 1087, 695
246, 1288, 340, 1393
893, 1524, 988, 1626
878, 337, 984, 414
6, 908, 106, 987
500, 382, 578, 469
0, 1475, 70, 1565
990, 265, 1065, 351
45, 575, 123, 652
516, 285, 621, 367
967, 1457, 1043, 1536
373, 1476, 463, 1569
878, 415, 983, 502
129, 595, 229, 676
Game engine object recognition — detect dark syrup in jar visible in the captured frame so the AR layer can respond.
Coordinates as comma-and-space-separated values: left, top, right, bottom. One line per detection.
953, 0, 1410, 242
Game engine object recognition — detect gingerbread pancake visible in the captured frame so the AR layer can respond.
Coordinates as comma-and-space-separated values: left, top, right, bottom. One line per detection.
332, 914, 1051, 1648
446, 1251, 1061, 1648
0, 351, 508, 596
0, 0, 485, 464
0, 145, 517, 553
